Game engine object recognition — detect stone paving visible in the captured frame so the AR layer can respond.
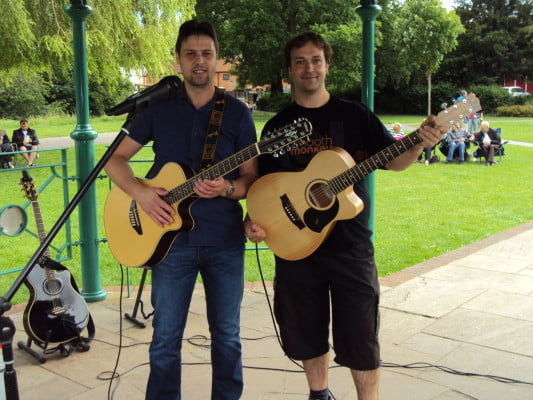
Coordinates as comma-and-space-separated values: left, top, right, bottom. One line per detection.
4, 222, 532, 399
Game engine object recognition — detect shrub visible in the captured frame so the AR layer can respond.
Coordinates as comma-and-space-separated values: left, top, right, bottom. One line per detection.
495, 104, 533, 117
256, 92, 291, 112
0, 72, 48, 119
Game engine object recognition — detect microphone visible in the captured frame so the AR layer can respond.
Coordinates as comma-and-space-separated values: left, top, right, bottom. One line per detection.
105, 75, 182, 116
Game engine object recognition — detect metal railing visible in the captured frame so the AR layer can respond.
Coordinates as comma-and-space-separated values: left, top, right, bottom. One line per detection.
0, 148, 73, 276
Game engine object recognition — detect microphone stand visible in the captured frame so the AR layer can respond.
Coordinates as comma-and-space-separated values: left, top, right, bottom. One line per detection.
0, 112, 138, 400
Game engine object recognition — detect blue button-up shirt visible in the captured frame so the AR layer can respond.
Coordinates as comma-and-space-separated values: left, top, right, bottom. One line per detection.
129, 87, 256, 247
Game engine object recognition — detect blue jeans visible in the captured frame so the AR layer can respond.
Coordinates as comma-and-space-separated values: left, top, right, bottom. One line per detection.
447, 141, 466, 161
146, 244, 245, 400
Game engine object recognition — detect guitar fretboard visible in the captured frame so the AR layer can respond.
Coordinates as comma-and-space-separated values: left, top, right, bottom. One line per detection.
29, 199, 56, 281
328, 131, 423, 194
161, 117, 311, 205
162, 143, 260, 204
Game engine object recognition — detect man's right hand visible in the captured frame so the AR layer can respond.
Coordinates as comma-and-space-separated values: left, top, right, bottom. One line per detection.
136, 186, 174, 227
244, 220, 267, 243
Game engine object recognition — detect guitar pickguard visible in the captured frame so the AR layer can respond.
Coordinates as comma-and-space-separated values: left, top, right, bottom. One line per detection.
303, 198, 339, 233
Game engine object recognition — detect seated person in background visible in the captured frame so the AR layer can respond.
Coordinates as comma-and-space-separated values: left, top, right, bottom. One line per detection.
443, 123, 472, 164
12, 119, 39, 166
421, 146, 434, 165
1, 129, 15, 168
389, 122, 405, 140
473, 120, 501, 166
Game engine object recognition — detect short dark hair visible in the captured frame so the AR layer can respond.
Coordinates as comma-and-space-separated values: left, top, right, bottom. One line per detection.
20, 119, 28, 124
175, 20, 219, 55
284, 32, 333, 69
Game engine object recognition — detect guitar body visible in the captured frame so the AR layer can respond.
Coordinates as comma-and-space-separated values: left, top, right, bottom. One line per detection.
247, 148, 364, 261
104, 162, 196, 267
22, 264, 90, 344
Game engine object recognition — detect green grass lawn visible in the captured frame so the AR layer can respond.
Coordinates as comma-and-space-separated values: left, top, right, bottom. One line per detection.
1, 113, 532, 305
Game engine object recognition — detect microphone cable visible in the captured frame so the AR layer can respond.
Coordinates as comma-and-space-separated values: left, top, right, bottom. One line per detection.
251, 243, 338, 400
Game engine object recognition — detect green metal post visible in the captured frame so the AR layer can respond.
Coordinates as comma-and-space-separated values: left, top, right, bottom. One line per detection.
356, 0, 382, 240
65, 0, 106, 302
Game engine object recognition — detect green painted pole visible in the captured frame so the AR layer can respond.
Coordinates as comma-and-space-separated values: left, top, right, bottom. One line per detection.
356, 0, 382, 240
65, 1, 106, 302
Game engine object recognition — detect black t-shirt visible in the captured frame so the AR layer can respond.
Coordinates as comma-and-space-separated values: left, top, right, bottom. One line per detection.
259, 95, 395, 252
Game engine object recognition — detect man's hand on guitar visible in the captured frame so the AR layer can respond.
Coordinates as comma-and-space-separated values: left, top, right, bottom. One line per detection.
418, 115, 447, 148
194, 178, 229, 198
244, 219, 266, 243
138, 186, 174, 227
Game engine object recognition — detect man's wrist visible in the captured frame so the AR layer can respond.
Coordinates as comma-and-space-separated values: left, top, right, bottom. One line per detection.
225, 179, 235, 197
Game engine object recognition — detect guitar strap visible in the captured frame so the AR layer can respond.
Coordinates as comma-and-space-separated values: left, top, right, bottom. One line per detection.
199, 87, 226, 172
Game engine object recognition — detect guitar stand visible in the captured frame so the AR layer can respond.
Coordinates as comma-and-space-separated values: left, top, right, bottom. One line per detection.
17, 330, 91, 364
124, 267, 153, 328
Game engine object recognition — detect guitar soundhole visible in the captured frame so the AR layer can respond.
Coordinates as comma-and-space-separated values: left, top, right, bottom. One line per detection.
43, 278, 63, 296
307, 181, 335, 209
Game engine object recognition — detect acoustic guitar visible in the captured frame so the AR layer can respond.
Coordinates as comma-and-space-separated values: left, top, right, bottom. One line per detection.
246, 94, 482, 261
104, 117, 312, 267
20, 171, 90, 345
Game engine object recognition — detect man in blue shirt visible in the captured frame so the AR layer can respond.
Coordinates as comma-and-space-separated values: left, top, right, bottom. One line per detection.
105, 20, 258, 400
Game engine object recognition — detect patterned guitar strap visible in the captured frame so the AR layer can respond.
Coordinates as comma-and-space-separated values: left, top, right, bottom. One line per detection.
199, 87, 226, 171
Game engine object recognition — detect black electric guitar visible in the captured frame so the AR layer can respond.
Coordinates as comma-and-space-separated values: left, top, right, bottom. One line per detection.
20, 171, 90, 345
104, 117, 312, 267
246, 94, 482, 261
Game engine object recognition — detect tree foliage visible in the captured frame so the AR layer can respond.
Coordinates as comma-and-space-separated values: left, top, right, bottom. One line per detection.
375, 0, 464, 88
195, 0, 363, 94
435, 0, 533, 87
0, 0, 196, 80
0, 0, 196, 116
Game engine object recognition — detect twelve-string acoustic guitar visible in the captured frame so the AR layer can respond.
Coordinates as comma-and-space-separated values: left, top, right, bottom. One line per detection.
104, 117, 312, 267
246, 94, 481, 261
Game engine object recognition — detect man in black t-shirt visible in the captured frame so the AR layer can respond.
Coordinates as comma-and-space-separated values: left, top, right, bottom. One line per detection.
245, 32, 444, 400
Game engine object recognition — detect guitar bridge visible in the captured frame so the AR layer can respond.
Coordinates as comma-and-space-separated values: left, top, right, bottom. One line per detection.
50, 306, 67, 316
280, 194, 305, 230
129, 200, 143, 235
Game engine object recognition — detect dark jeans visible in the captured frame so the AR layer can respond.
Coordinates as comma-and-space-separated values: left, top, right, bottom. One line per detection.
146, 244, 244, 400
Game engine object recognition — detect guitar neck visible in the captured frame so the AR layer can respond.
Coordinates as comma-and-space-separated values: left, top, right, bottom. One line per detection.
163, 143, 260, 204
331, 130, 423, 193
30, 199, 51, 260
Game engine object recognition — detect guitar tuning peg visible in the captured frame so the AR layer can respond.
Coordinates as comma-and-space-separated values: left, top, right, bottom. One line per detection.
273, 152, 279, 158
278, 149, 285, 155
440, 102, 447, 110
460, 90, 467, 97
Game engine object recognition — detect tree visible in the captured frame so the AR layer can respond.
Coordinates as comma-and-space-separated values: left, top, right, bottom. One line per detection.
0, 1, 196, 114
195, 0, 363, 94
376, 0, 464, 114
435, 0, 533, 87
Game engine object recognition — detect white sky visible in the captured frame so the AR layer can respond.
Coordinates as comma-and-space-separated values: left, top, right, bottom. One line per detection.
440, 0, 457, 11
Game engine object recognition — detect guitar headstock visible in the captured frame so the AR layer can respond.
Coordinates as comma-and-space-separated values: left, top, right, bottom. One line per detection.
20, 170, 38, 201
435, 93, 482, 128
258, 117, 312, 156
